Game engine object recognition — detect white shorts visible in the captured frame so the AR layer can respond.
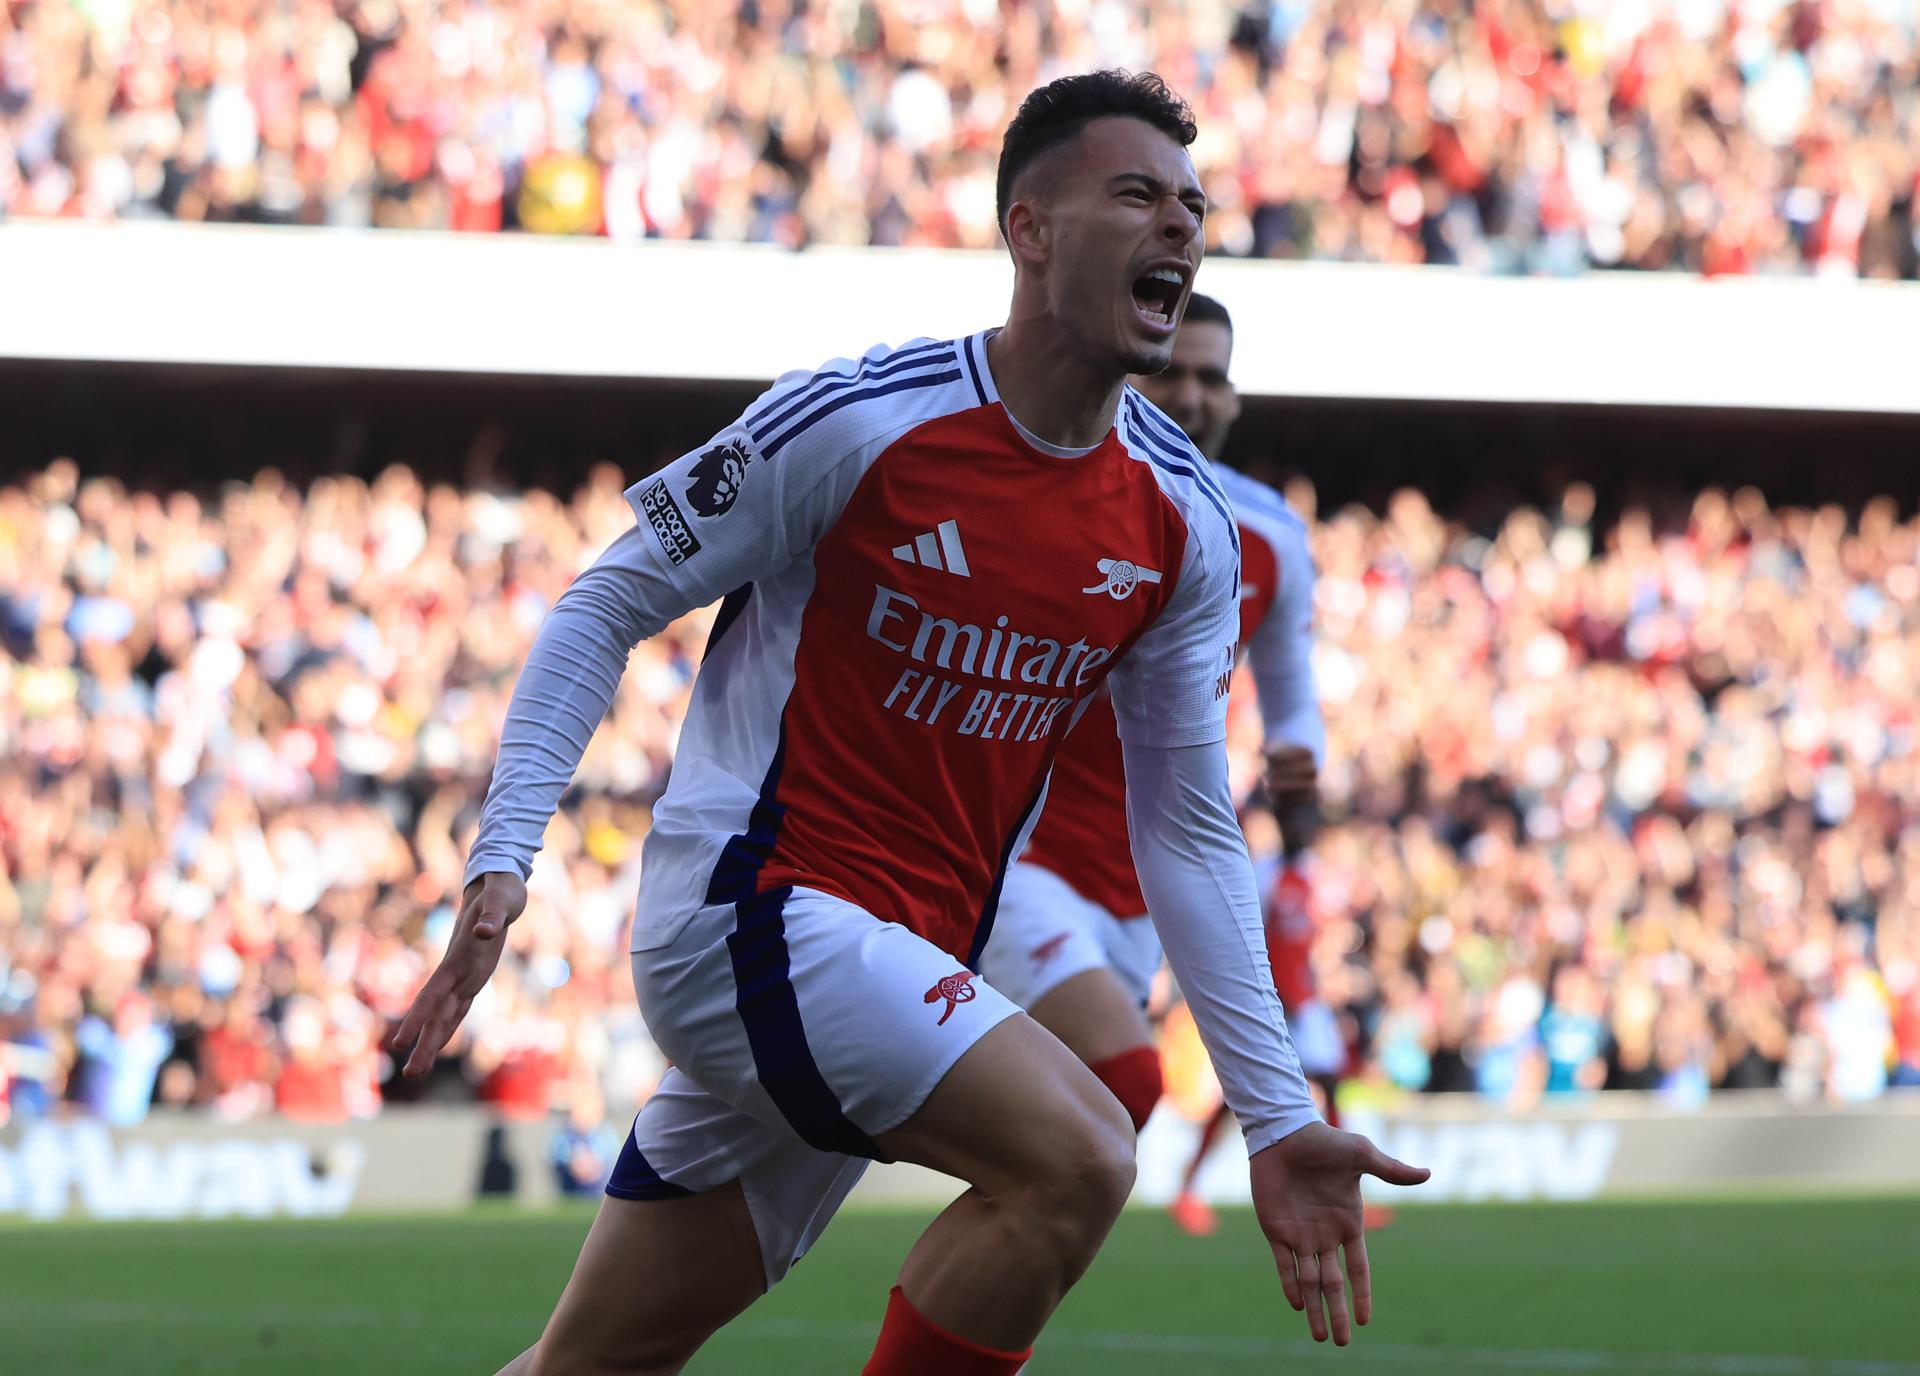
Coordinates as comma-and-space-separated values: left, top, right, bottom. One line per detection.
976, 861, 1163, 1011
611, 885, 1019, 1286
1288, 998, 1346, 1078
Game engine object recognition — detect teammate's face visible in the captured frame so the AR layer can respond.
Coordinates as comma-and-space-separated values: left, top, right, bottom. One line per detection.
1011, 117, 1205, 376
1130, 320, 1239, 459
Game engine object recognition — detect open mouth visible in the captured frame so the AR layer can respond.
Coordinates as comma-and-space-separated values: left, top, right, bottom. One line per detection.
1131, 267, 1185, 331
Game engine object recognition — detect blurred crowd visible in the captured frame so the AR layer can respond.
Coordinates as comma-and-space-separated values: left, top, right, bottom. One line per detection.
1275, 480, 1920, 1110
0, 459, 695, 1146
2, 0, 1916, 276
5, 458, 1919, 1135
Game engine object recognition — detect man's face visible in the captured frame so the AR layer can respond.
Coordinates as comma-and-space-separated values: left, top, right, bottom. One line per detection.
1129, 319, 1239, 458
1008, 116, 1206, 376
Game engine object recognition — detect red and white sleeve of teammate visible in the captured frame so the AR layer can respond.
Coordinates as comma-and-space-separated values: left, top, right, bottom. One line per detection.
462, 348, 911, 888
1245, 509, 1325, 762
1108, 502, 1320, 1154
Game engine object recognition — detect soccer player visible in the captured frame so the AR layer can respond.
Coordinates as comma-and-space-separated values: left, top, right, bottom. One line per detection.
973, 293, 1332, 1196
393, 71, 1426, 1376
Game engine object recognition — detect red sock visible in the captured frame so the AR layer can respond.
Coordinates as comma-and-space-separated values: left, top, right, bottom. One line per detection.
1089, 1045, 1162, 1133
863, 1286, 1031, 1375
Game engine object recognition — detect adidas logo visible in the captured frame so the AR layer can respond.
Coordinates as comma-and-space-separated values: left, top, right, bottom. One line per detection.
891, 519, 971, 577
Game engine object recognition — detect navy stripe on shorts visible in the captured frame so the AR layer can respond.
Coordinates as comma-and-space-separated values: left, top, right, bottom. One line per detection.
706, 732, 883, 1160
605, 1123, 693, 1200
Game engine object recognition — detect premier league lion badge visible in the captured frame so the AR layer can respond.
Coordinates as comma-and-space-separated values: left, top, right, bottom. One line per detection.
685, 439, 753, 518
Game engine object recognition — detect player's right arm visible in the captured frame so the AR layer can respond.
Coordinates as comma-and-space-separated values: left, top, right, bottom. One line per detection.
1110, 498, 1426, 1345
393, 350, 900, 1075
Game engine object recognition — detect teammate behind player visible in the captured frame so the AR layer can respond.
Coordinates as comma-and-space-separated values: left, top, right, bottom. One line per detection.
394, 71, 1425, 1376
977, 289, 1326, 1150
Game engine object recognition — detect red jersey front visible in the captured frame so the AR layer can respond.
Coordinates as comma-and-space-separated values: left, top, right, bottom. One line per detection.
1017, 463, 1320, 919
616, 333, 1242, 963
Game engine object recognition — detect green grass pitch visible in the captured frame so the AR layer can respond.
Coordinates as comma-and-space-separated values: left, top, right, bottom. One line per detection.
3, 1196, 1916, 1374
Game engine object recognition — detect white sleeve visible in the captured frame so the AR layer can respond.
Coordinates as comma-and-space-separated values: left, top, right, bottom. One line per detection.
621, 354, 909, 608
1107, 511, 1239, 749
1245, 520, 1324, 762
464, 352, 907, 887
1124, 738, 1320, 1153
462, 527, 682, 888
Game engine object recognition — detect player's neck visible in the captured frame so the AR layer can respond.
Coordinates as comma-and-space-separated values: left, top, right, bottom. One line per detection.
985, 321, 1124, 451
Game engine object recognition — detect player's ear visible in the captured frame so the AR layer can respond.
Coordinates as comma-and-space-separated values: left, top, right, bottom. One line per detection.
1004, 198, 1050, 267
1223, 386, 1242, 428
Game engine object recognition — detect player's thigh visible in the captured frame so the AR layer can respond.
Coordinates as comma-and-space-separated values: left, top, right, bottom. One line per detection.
635, 885, 1127, 1212
637, 887, 1031, 1149
874, 1010, 1134, 1199
607, 1065, 872, 1288
1027, 963, 1154, 1066
974, 861, 1111, 1011
533, 1185, 763, 1376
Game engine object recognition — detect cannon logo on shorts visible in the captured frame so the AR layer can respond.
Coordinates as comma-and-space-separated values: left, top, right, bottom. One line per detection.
1030, 932, 1071, 966
924, 971, 977, 1026
639, 480, 701, 565
685, 439, 752, 518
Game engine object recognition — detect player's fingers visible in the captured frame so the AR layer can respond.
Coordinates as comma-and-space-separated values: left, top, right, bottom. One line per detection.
1348, 1232, 1375, 1327
417, 995, 479, 1077
402, 1000, 457, 1078
1296, 1249, 1328, 1342
1320, 1249, 1351, 1345
1363, 1145, 1432, 1188
390, 991, 432, 1055
1273, 1243, 1304, 1312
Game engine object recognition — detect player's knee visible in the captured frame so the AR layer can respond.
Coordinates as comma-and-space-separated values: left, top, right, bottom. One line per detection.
1031, 1093, 1136, 1230
1089, 1045, 1163, 1134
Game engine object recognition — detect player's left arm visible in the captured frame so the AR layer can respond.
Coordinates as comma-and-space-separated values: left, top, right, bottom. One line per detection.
395, 360, 888, 1076
1111, 509, 1426, 1345
1247, 516, 1324, 804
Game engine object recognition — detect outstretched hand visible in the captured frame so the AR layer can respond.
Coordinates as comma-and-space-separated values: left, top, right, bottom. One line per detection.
1250, 1122, 1430, 1345
391, 872, 527, 1078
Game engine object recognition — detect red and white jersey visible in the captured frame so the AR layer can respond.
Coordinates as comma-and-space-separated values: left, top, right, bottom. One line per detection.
1016, 464, 1320, 920
621, 332, 1241, 965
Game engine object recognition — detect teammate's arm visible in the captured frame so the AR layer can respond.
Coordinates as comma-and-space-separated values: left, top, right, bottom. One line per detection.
1246, 517, 1323, 805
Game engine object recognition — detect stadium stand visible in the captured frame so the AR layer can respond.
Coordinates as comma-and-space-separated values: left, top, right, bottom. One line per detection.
4, 455, 1917, 1133
2, 0, 1915, 276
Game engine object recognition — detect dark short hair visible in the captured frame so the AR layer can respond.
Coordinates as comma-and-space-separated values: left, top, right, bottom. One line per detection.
1182, 292, 1232, 338
995, 70, 1198, 241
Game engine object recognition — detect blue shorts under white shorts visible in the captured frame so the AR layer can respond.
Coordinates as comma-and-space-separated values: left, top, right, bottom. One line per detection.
606, 885, 1019, 1287
975, 861, 1163, 1012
